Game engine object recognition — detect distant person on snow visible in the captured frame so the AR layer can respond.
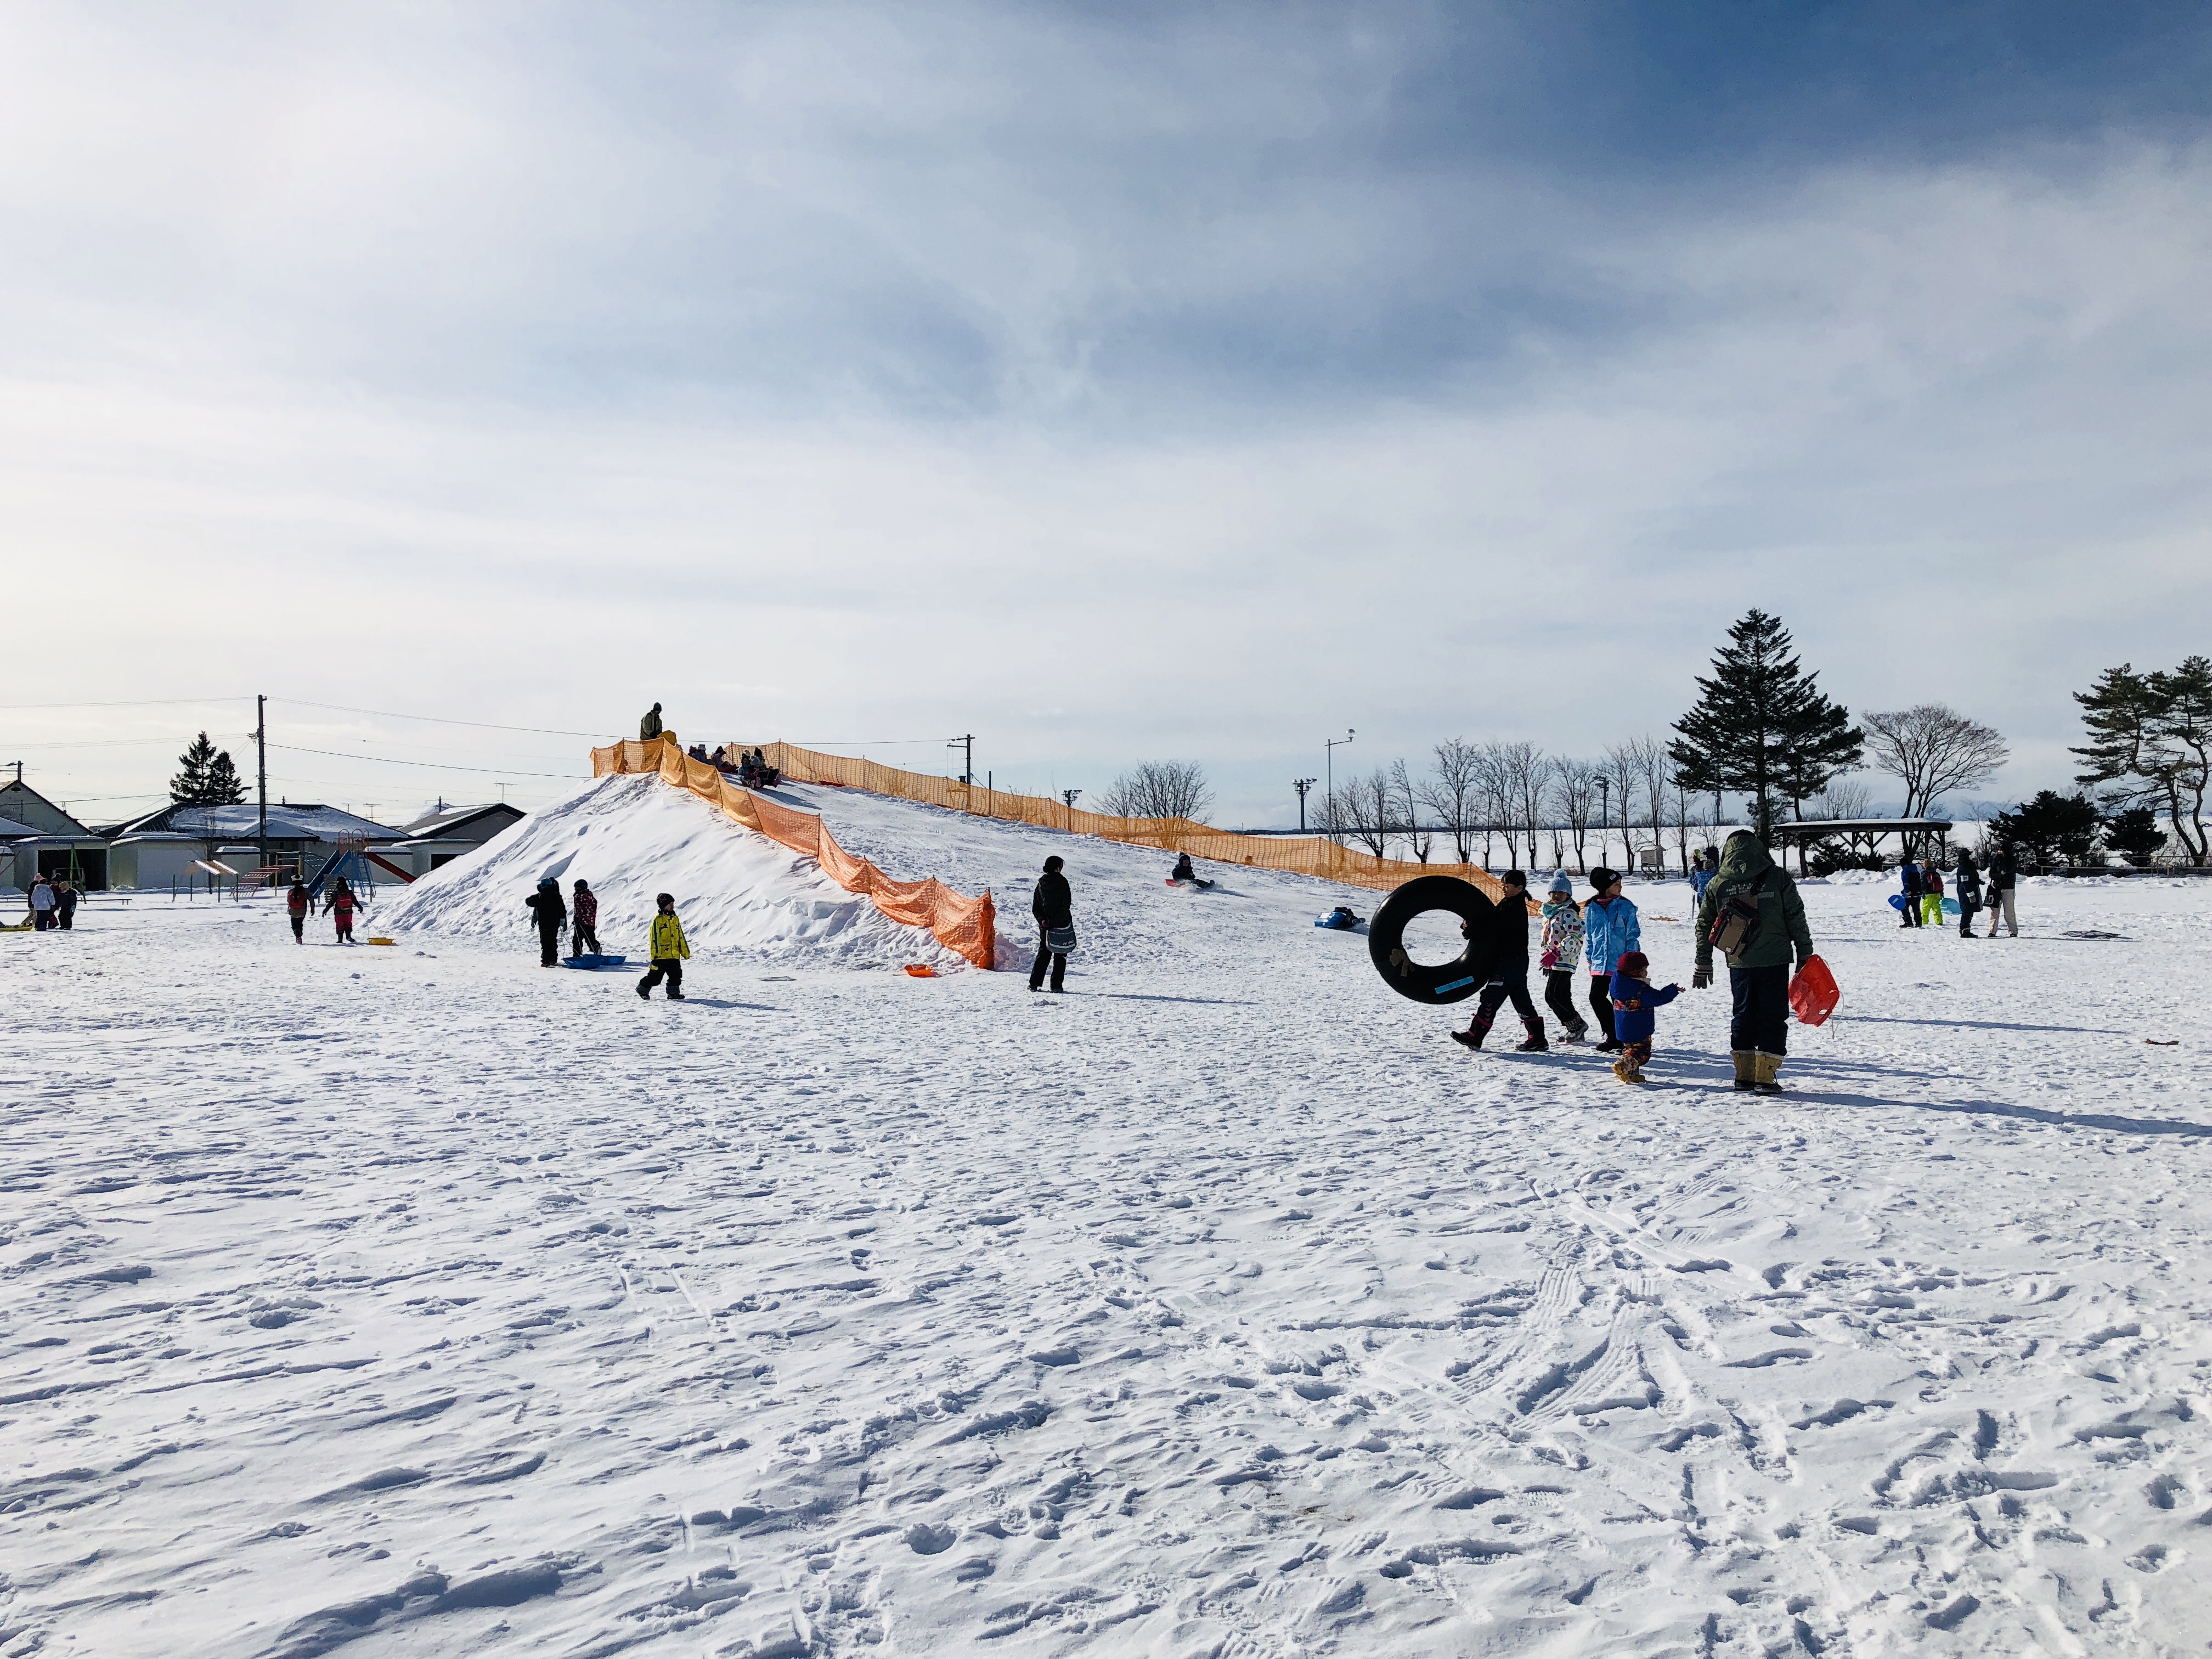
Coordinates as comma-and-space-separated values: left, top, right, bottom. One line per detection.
29, 876, 55, 931
571, 879, 600, 957
525, 877, 567, 967
1984, 844, 2019, 937
1583, 867, 1641, 1053
55, 879, 79, 930
1537, 872, 1590, 1043
1607, 951, 1681, 1085
640, 703, 664, 741
1029, 854, 1073, 994
1953, 851, 1983, 939
1321, 904, 1362, 930
1453, 870, 1546, 1052
1169, 852, 1213, 889
1919, 857, 1944, 928
286, 881, 311, 943
637, 893, 689, 1000
1689, 848, 1718, 906
1898, 857, 1923, 928
328, 878, 363, 944
1692, 829, 1815, 1096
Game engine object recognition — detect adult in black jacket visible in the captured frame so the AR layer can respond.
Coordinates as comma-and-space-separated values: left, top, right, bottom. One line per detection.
1452, 871, 1546, 1052
1898, 858, 1923, 928
1984, 846, 2019, 937
1029, 855, 1073, 992
525, 877, 567, 967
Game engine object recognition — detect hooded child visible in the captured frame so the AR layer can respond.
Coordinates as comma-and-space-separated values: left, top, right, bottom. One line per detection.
1607, 951, 1681, 1084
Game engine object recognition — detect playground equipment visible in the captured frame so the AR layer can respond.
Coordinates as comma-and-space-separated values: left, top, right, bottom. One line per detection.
303, 836, 416, 901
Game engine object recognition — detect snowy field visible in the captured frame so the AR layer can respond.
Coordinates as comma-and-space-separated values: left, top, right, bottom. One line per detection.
4, 776, 2210, 1658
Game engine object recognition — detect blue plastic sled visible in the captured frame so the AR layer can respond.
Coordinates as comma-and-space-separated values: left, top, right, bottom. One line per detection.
1888, 894, 1908, 911
564, 953, 629, 969
1941, 898, 1960, 915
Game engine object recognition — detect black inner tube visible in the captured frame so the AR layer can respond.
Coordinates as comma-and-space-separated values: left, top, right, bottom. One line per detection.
1367, 874, 1497, 1005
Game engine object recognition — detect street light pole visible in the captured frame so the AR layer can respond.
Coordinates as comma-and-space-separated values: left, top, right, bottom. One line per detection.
1324, 731, 1355, 845
1293, 777, 1316, 832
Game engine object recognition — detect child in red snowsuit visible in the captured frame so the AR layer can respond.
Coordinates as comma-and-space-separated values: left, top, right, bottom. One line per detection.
286, 882, 309, 942
328, 880, 362, 943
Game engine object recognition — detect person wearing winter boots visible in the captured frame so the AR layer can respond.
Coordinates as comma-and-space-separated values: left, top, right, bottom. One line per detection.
28, 876, 54, 930
1169, 852, 1213, 889
1607, 951, 1681, 1084
1985, 845, 2019, 936
1898, 857, 1923, 927
286, 881, 310, 943
637, 893, 689, 999
640, 703, 664, 741
1453, 871, 1547, 1052
1693, 830, 1815, 1096
1953, 851, 1983, 939
1919, 857, 1944, 928
571, 879, 600, 957
54, 879, 78, 930
1583, 867, 1641, 1052
328, 878, 363, 944
1029, 855, 1073, 992
524, 877, 566, 966
1537, 872, 1590, 1042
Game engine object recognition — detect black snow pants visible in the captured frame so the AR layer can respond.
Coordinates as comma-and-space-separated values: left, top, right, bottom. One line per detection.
290, 913, 306, 941
1729, 963, 1790, 1056
538, 920, 562, 966
1588, 973, 1618, 1044
1475, 969, 1539, 1029
573, 922, 600, 957
640, 957, 685, 997
1028, 927, 1066, 992
1544, 970, 1587, 1034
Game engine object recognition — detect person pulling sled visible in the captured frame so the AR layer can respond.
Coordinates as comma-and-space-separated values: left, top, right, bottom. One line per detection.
571, 879, 600, 957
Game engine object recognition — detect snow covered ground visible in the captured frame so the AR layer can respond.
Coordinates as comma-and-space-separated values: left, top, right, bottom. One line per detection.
4, 777, 2210, 1658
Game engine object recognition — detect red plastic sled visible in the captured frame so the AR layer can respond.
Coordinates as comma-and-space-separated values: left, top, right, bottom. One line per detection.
1789, 954, 1839, 1026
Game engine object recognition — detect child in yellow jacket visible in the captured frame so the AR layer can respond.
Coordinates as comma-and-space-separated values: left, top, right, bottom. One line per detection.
637, 893, 690, 1000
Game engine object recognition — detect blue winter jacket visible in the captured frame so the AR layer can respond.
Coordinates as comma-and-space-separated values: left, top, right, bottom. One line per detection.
1609, 977, 1680, 1043
1583, 893, 1641, 976
1901, 864, 1923, 897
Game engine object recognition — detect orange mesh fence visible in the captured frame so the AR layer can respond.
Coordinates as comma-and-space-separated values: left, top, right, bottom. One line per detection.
591, 735, 996, 970
731, 739, 1514, 904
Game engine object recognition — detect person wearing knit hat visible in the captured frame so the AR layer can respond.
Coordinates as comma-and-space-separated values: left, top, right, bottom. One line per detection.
1537, 873, 1590, 1042
1607, 950, 1681, 1085
1581, 867, 1640, 1052
1451, 871, 1549, 1053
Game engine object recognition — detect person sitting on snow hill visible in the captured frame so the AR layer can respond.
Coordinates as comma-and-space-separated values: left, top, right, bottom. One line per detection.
571, 879, 600, 958
1538, 872, 1590, 1043
1582, 867, 1640, 1054
1607, 951, 1681, 1085
637, 893, 690, 1000
1169, 852, 1213, 889
1692, 829, 1815, 1097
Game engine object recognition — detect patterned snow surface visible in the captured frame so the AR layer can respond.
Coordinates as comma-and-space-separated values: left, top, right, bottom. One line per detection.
3, 791, 2209, 1657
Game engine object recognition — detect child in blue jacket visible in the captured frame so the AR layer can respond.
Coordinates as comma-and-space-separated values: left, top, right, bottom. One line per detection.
1608, 950, 1681, 1085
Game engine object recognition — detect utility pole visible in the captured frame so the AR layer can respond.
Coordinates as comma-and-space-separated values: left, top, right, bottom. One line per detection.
1293, 777, 1316, 832
949, 734, 974, 786
1324, 731, 1355, 845
256, 694, 269, 873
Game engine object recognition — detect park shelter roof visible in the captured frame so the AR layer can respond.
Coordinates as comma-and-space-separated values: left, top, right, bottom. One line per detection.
1771, 817, 1953, 840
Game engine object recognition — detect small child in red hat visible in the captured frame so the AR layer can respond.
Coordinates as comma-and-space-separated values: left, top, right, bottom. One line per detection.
1607, 950, 1681, 1085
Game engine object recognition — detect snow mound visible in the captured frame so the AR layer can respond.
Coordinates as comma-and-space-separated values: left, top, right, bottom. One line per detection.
373, 774, 967, 969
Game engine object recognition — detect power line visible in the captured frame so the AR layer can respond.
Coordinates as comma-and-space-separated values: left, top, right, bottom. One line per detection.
0, 695, 249, 711
276, 697, 619, 739
266, 743, 586, 779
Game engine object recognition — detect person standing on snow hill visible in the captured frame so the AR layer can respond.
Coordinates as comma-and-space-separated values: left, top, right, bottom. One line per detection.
524, 877, 566, 967
1607, 950, 1681, 1085
1582, 867, 1640, 1053
327, 878, 363, 944
637, 893, 689, 1000
640, 703, 664, 741
1452, 871, 1547, 1052
571, 879, 600, 958
1985, 844, 2019, 937
1692, 829, 1815, 1097
1953, 851, 1983, 939
1537, 872, 1590, 1043
285, 881, 310, 943
1029, 854, 1073, 994
29, 876, 55, 930
1898, 857, 1923, 927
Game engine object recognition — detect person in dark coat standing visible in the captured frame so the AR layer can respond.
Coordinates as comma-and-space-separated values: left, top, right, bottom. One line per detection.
525, 877, 567, 967
1953, 851, 1983, 938
1029, 855, 1073, 993
1984, 845, 2018, 937
571, 879, 600, 957
1898, 856, 1923, 927
640, 703, 664, 741
54, 879, 78, 930
1453, 871, 1547, 1052
1692, 830, 1815, 1095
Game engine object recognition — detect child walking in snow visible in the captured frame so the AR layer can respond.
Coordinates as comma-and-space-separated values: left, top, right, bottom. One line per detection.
571, 879, 600, 957
637, 893, 689, 1000
1537, 873, 1589, 1043
327, 879, 363, 944
286, 882, 309, 943
1607, 951, 1680, 1085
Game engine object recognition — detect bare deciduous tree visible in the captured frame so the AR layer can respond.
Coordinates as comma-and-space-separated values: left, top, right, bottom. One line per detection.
1551, 757, 1599, 872
1098, 760, 1215, 822
1340, 768, 1392, 857
1388, 759, 1431, 862
1420, 738, 1482, 864
1809, 776, 1878, 858
1864, 706, 2009, 820
1493, 742, 1546, 871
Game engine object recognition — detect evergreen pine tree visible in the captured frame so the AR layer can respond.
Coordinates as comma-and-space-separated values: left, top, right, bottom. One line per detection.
170, 732, 248, 808
2072, 656, 2211, 865
205, 748, 248, 806
1668, 610, 1862, 844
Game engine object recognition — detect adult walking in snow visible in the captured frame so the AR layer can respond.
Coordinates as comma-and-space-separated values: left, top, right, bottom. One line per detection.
1583, 867, 1641, 1053
1452, 871, 1547, 1051
28, 876, 55, 931
571, 879, 600, 958
1984, 845, 2019, 937
1537, 873, 1590, 1043
525, 877, 567, 967
54, 880, 78, 930
637, 893, 689, 1000
327, 878, 363, 944
640, 703, 664, 741
1692, 830, 1815, 1096
1898, 857, 1923, 927
1953, 851, 1983, 939
286, 881, 310, 943
1029, 854, 1073, 994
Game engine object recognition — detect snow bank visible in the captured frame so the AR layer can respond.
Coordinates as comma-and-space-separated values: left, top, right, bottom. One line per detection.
373, 773, 967, 969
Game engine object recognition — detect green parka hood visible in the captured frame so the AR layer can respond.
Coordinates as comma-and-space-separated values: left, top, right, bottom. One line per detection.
1715, 830, 1775, 886
1695, 830, 1813, 971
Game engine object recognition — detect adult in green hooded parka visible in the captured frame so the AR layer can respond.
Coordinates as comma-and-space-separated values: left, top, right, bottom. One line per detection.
1692, 829, 1815, 1095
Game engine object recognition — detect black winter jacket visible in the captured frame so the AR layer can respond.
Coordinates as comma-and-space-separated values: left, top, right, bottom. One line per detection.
1032, 872, 1073, 928
1483, 891, 1531, 968
527, 883, 567, 928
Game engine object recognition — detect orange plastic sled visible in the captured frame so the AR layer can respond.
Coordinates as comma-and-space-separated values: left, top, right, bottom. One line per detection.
1789, 955, 1839, 1026
903, 964, 937, 978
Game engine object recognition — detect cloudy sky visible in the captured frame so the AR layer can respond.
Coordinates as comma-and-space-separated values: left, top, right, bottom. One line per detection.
4, 2, 2209, 826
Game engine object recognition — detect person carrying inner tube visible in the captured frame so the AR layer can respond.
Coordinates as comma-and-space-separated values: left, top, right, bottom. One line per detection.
1583, 866, 1640, 1053
1452, 870, 1547, 1052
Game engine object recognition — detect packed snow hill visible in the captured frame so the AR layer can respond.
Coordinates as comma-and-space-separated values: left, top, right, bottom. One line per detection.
4, 770, 2210, 1658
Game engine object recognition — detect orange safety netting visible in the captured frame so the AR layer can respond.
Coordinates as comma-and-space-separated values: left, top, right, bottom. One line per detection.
734, 740, 1515, 904
591, 735, 997, 970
